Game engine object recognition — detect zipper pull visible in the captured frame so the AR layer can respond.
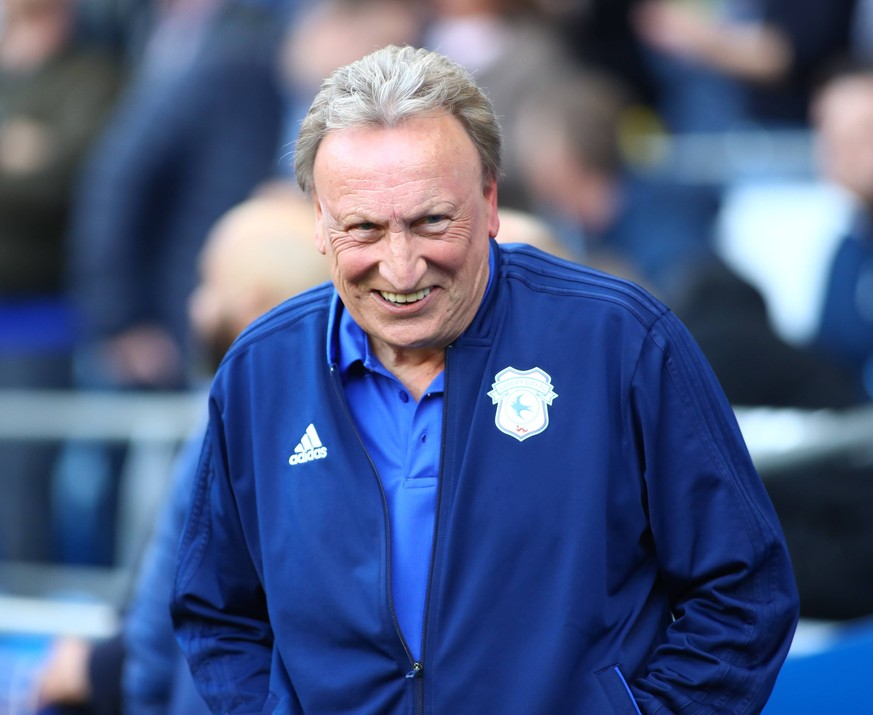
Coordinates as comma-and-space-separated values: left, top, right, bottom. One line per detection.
405, 662, 423, 679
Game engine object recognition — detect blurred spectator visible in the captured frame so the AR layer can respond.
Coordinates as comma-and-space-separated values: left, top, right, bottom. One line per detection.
494, 206, 575, 260
854, 0, 873, 61
494, 204, 645, 286
632, 0, 858, 132
765, 455, 873, 621
671, 59, 873, 620
512, 67, 719, 301
68, 0, 288, 392
31, 634, 123, 715
278, 0, 422, 171
513, 66, 860, 411
672, 258, 859, 409
811, 62, 873, 400
535, 0, 662, 109
421, 0, 578, 209
511, 62, 873, 622
0, 0, 122, 560
54, 0, 289, 565
32, 182, 331, 715
72, 0, 159, 63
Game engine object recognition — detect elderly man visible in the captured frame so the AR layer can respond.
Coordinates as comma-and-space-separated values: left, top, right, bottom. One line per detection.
172, 45, 798, 714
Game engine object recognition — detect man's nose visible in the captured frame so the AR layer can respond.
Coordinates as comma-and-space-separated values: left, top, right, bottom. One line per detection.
379, 231, 426, 289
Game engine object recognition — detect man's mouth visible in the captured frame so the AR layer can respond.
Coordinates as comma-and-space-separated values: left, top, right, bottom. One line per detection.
379, 288, 431, 304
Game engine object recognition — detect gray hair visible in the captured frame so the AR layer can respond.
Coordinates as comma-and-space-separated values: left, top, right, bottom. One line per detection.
294, 44, 502, 194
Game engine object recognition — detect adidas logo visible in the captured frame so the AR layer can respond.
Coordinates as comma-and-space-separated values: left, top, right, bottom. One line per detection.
288, 423, 328, 466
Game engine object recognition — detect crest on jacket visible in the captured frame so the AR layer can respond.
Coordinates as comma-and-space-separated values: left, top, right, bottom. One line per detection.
488, 366, 558, 442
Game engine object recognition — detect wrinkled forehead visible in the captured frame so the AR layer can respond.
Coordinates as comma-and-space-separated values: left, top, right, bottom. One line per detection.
313, 115, 487, 194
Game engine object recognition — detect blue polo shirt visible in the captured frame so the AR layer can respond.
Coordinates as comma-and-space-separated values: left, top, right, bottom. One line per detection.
330, 245, 494, 660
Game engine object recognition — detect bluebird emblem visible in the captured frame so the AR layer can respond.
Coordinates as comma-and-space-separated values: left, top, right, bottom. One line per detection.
511, 394, 533, 419
488, 367, 558, 442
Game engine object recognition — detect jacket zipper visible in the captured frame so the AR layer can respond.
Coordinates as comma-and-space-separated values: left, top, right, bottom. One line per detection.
411, 343, 452, 715
328, 365, 420, 684
330, 357, 451, 715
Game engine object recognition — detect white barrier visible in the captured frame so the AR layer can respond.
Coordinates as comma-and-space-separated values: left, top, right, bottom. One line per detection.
0, 389, 204, 631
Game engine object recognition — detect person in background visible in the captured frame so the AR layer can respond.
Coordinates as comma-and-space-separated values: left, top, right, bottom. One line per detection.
67, 0, 289, 394
492, 206, 576, 260
31, 182, 331, 715
0, 0, 122, 560
812, 62, 873, 399
55, 0, 289, 567
666, 59, 873, 622
172, 45, 798, 714
535, 0, 663, 111
632, 0, 857, 132
512, 66, 719, 303
420, 0, 577, 209
278, 0, 421, 159
766, 63, 873, 620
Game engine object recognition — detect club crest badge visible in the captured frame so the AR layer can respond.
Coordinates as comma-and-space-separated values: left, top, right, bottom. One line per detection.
487, 367, 558, 442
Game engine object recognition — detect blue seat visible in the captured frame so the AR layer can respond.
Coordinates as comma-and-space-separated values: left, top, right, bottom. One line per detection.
764, 618, 873, 714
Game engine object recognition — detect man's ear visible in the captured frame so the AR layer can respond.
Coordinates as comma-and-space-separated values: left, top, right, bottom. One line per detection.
313, 193, 327, 255
485, 178, 500, 238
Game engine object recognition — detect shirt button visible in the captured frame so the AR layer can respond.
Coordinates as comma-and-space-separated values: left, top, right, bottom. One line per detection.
399, 391, 409, 403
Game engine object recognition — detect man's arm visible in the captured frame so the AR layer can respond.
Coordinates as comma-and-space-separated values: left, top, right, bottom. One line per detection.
171, 415, 274, 714
630, 310, 799, 714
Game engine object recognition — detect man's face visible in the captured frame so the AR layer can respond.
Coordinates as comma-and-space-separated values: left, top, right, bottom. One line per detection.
312, 112, 499, 362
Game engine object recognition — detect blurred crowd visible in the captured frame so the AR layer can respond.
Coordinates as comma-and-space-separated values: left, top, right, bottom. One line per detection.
4, 0, 873, 711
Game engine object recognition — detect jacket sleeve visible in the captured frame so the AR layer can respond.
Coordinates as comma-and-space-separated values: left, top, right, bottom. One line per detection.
629, 310, 799, 714
171, 402, 273, 714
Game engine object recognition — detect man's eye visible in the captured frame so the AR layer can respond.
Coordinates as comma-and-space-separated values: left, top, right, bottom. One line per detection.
349, 223, 381, 239
417, 215, 449, 232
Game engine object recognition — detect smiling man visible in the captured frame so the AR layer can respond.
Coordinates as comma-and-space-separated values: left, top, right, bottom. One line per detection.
172, 45, 799, 714
310, 111, 497, 400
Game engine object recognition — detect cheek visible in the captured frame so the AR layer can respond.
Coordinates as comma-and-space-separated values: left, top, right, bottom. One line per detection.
431, 235, 487, 283
330, 243, 377, 285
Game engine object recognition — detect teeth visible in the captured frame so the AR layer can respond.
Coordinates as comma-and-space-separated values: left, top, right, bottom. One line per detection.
380, 288, 431, 304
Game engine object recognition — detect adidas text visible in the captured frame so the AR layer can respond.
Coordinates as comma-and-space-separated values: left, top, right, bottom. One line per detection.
289, 446, 328, 465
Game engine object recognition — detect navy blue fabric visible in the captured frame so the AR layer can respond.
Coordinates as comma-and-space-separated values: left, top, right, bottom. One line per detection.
332, 247, 496, 660
816, 219, 873, 398
172, 242, 798, 714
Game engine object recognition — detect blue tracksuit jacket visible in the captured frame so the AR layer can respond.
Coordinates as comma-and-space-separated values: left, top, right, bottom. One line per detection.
172, 241, 798, 714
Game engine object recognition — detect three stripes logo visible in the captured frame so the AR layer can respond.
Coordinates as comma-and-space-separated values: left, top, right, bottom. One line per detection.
288, 423, 328, 466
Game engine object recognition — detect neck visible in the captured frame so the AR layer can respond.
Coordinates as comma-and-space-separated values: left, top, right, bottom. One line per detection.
371, 342, 445, 402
